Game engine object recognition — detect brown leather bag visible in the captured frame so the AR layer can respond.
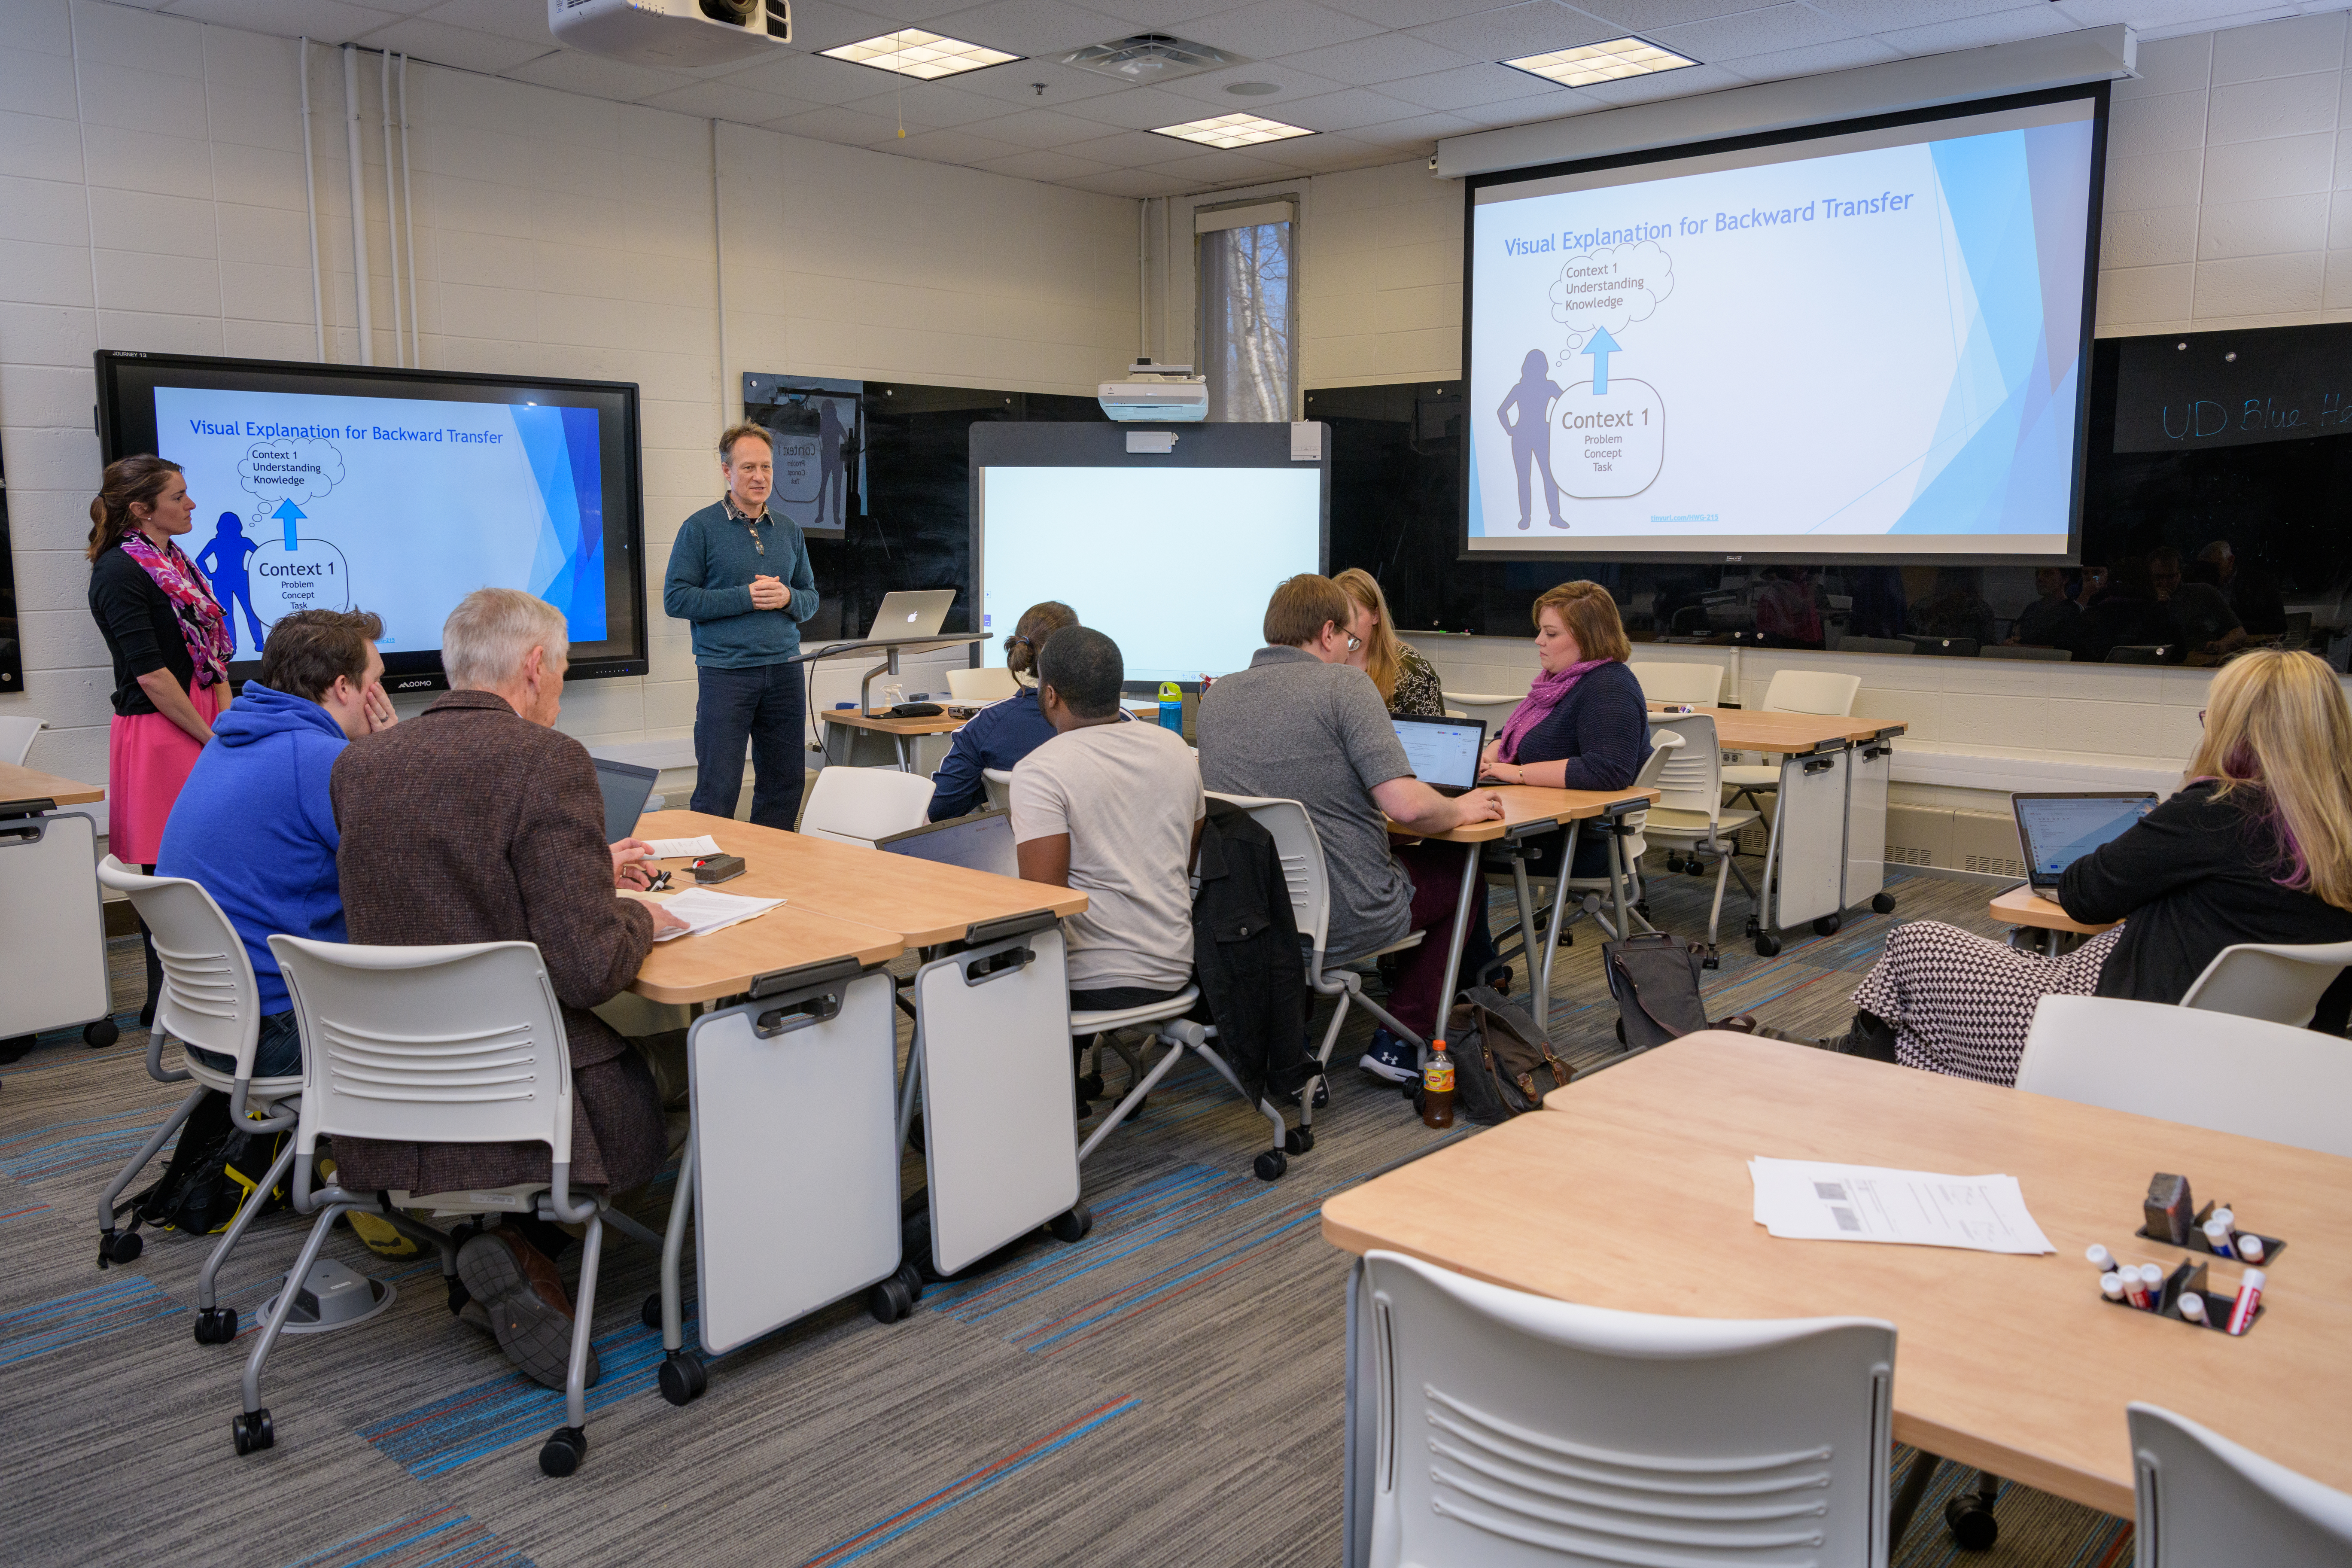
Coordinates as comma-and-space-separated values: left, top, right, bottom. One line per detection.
1431, 985, 1572, 1124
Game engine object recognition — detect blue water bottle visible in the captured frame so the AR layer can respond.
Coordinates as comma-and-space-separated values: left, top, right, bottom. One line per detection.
1157, 680, 1184, 734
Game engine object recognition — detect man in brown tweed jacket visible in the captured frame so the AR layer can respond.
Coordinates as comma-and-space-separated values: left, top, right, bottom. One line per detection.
329, 588, 686, 1387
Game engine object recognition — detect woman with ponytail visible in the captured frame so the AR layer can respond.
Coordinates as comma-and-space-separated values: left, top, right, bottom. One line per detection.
1829, 648, 2352, 1084
924, 600, 1079, 821
86, 456, 235, 1022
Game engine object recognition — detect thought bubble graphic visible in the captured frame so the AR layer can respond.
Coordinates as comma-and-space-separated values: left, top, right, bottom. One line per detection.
1550, 240, 1673, 359
237, 438, 344, 528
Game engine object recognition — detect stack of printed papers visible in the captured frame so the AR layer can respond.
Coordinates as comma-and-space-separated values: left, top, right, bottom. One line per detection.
625, 887, 785, 942
644, 834, 723, 859
1749, 1158, 2055, 1254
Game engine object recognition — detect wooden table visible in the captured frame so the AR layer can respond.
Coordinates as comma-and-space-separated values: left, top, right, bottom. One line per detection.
818, 708, 968, 770
1989, 884, 2118, 956
627, 899, 903, 1006
0, 760, 105, 808
1385, 784, 1658, 1036
1324, 1032, 2352, 1539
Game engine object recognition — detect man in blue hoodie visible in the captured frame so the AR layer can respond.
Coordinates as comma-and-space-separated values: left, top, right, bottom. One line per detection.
158, 609, 398, 1078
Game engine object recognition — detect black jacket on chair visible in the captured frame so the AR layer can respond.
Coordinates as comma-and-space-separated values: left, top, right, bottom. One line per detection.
1192, 799, 1309, 1097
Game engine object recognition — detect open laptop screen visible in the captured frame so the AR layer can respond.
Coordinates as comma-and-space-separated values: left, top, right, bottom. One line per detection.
875, 809, 1019, 878
2014, 793, 2157, 883
1391, 715, 1487, 795
593, 757, 659, 845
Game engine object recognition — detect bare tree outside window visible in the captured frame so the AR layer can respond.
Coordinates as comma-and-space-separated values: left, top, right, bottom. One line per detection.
1199, 219, 1295, 423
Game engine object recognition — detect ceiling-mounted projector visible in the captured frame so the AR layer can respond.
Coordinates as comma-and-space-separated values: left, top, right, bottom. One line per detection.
1099, 360, 1208, 422
549, 0, 789, 68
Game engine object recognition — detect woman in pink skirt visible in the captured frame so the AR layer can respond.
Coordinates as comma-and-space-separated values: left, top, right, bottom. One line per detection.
86, 455, 235, 1024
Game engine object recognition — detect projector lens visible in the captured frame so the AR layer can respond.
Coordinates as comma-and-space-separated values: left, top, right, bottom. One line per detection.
699, 0, 758, 24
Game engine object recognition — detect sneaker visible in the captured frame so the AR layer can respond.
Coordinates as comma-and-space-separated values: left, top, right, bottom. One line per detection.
1358, 1029, 1415, 1084
456, 1228, 599, 1391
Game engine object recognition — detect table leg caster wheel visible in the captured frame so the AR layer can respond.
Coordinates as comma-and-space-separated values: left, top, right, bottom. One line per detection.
1664, 855, 1685, 873
0, 1034, 34, 1064
657, 1350, 707, 1406
1944, 1490, 1998, 1550
84, 1019, 119, 1049
97, 1228, 142, 1267
539, 1425, 587, 1477
867, 1272, 915, 1324
901, 1214, 934, 1279
1048, 1202, 1092, 1243
1284, 1125, 1315, 1156
1254, 1150, 1287, 1182
1812, 913, 1842, 937
1872, 892, 1897, 914
193, 1306, 237, 1344
640, 1293, 663, 1331
1615, 1019, 1626, 1044
1686, 860, 1707, 876
231, 1409, 273, 1455
1754, 932, 1782, 957
1077, 1070, 1104, 1100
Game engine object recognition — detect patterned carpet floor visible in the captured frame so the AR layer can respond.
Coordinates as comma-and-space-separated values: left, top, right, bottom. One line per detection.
0, 858, 2132, 1567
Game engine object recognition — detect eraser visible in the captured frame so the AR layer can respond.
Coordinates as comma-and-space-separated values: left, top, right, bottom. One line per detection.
2145, 1172, 2194, 1246
691, 854, 746, 885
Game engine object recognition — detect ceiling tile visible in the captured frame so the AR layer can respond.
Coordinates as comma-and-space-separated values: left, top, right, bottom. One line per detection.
712, 50, 899, 104
1321, 0, 1537, 25
165, 0, 400, 43
766, 102, 909, 143
1646, 3, 1860, 61
922, 0, 1129, 55
1062, 167, 1202, 195
1717, 34, 1901, 80
1156, 62, 1349, 106
1565, 0, 1787, 32
1379, 107, 1485, 140
1279, 31, 1476, 84
1561, 58, 1743, 99
1184, 1, 1387, 58
841, 79, 1020, 125
2047, 0, 2261, 28
1803, 0, 2040, 26
1054, 81, 1232, 128
2112, 2, 2298, 40
501, 47, 693, 100
414, 0, 556, 45
352, 14, 556, 71
1867, 2, 2071, 49
1143, 145, 1315, 182
916, 56, 1132, 104
756, 0, 923, 52
958, 103, 1130, 144
1082, 0, 1257, 24
883, 125, 1029, 161
971, 145, 1114, 178
1405, 1, 1622, 59
1272, 85, 1439, 131
1385, 59, 1570, 109
639, 77, 806, 120
1039, 125, 1202, 166
824, 0, 999, 23
1275, 131, 1408, 167
1441, 90, 1600, 125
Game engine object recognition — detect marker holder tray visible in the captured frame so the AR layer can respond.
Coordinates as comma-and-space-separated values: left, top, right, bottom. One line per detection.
2099, 1257, 2263, 1336
2133, 1199, 2285, 1263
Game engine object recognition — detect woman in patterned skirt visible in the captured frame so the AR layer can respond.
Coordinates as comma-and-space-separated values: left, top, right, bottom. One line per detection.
1828, 649, 2352, 1084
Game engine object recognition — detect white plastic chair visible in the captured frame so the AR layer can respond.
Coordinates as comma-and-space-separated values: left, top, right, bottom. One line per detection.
1071, 984, 1299, 1181
93, 858, 304, 1331
2179, 939, 2352, 1027
1627, 662, 1725, 706
0, 715, 43, 767
252, 935, 661, 1476
946, 666, 1018, 702
982, 767, 1014, 813
800, 764, 938, 845
1443, 691, 1521, 732
1355, 1250, 1896, 1568
1722, 669, 1864, 807
1634, 714, 1760, 963
2130, 1403, 2352, 1567
2017, 996, 2352, 1156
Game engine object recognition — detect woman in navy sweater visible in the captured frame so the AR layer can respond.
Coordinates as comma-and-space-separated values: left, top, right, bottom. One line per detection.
926, 601, 1077, 820
1480, 581, 1652, 878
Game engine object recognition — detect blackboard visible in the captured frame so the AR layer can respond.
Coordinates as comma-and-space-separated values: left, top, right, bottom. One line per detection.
2114, 323, 2352, 453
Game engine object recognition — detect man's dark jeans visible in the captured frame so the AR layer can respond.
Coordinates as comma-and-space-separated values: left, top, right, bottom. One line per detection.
691, 661, 807, 831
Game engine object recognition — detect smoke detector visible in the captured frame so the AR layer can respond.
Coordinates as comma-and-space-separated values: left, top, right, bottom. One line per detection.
1062, 33, 1238, 84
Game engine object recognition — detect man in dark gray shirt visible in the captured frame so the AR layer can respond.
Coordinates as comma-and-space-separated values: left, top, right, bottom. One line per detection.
1197, 574, 1502, 1084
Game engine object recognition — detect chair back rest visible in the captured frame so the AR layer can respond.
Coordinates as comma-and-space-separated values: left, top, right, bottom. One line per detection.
2178, 941, 2352, 1027
1363, 1250, 1895, 1567
97, 856, 259, 1069
1609, 731, 1684, 857
1208, 792, 1329, 954
946, 667, 1019, 702
1627, 662, 1724, 706
0, 715, 42, 767
982, 767, 1013, 813
2017, 996, 2352, 1156
269, 935, 571, 1160
2129, 1402, 2352, 1568
1644, 713, 1725, 820
1760, 669, 1861, 716
800, 764, 939, 846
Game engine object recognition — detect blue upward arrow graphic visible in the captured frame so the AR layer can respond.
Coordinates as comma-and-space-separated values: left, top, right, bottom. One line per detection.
271, 498, 305, 549
1582, 326, 1622, 396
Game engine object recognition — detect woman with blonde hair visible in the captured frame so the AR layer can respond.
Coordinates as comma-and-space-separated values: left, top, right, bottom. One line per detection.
1829, 648, 2352, 1083
1334, 568, 1444, 717
925, 600, 1078, 820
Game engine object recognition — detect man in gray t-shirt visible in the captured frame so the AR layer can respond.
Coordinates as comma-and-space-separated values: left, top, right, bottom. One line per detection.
1197, 575, 1501, 1080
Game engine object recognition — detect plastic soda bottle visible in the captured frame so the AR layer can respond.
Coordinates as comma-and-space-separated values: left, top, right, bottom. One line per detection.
1157, 680, 1184, 734
1421, 1041, 1456, 1129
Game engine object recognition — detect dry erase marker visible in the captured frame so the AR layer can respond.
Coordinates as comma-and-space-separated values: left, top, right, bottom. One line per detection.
2227, 1269, 2265, 1335
2176, 1291, 2208, 1326
2237, 1234, 2266, 1265
2204, 1218, 2237, 1259
2123, 1266, 2152, 1309
2212, 1206, 2236, 1231
2087, 1243, 2116, 1272
2100, 1271, 2125, 1303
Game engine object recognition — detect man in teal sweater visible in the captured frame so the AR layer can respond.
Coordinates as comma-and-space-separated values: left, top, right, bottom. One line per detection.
663, 423, 819, 830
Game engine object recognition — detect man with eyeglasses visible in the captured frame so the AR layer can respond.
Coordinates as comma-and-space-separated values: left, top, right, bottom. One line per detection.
663, 423, 820, 831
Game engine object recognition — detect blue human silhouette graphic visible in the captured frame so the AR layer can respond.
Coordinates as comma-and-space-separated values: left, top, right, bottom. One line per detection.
1496, 348, 1565, 531
818, 401, 848, 529
194, 512, 266, 653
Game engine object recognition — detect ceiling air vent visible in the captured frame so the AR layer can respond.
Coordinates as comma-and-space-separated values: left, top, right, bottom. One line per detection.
1062, 33, 1238, 84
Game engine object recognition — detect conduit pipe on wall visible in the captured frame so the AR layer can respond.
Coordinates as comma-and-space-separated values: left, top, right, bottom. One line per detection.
299, 37, 324, 361
380, 49, 402, 365
400, 55, 420, 368
712, 119, 729, 423
342, 45, 373, 365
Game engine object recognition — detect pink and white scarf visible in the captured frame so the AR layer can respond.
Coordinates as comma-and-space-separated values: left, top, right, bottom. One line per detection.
122, 532, 234, 688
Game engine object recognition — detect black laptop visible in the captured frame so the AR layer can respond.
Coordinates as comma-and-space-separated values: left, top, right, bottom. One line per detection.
593, 757, 660, 844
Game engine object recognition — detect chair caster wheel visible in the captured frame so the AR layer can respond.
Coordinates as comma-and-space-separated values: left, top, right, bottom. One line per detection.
901, 1214, 935, 1279
1284, 1126, 1314, 1155
193, 1306, 237, 1344
1754, 933, 1782, 957
1812, 913, 1842, 937
1254, 1150, 1287, 1181
539, 1424, 587, 1477
1048, 1202, 1092, 1243
84, 1018, 119, 1049
657, 1350, 707, 1406
641, 1293, 663, 1331
1400, 1080, 1421, 1102
0, 1034, 33, 1064
231, 1409, 274, 1455
1701, 949, 1721, 971
1077, 1071, 1104, 1100
1664, 855, 1684, 873
98, 1229, 142, 1267
1944, 1492, 1998, 1550
1872, 892, 1897, 914
1686, 861, 1707, 876
867, 1272, 915, 1324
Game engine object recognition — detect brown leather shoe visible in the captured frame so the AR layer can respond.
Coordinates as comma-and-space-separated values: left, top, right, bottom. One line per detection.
456, 1227, 599, 1391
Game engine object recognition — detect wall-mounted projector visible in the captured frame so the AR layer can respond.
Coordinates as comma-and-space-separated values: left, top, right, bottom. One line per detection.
1099, 360, 1207, 422
549, 0, 789, 68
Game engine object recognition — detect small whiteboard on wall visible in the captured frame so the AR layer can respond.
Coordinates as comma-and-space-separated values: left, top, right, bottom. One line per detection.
969, 421, 1330, 688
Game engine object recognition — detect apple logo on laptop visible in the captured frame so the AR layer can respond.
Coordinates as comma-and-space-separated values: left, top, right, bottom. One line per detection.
906, 612, 917, 621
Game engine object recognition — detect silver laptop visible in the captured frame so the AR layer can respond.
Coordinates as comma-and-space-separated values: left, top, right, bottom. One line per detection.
873, 808, 1018, 877
1391, 714, 1488, 796
866, 589, 956, 640
2011, 792, 2157, 900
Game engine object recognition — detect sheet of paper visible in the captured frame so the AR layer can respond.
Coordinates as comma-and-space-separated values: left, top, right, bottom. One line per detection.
1290, 420, 1323, 461
621, 886, 785, 942
1749, 1157, 2055, 1254
644, 835, 722, 859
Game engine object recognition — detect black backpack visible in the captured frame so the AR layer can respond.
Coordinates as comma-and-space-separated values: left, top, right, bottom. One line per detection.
1603, 933, 1711, 1051
1424, 985, 1573, 1125
113, 1090, 291, 1246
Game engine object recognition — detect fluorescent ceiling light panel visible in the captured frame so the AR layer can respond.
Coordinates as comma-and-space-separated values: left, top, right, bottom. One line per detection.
1151, 113, 1314, 149
1503, 37, 1698, 88
819, 29, 1021, 80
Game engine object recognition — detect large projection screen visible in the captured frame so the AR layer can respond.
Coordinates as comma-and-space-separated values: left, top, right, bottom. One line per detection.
971, 423, 1327, 688
1462, 86, 2106, 563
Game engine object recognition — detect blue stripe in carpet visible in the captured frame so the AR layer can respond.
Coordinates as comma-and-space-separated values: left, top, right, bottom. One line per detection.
278, 1503, 536, 1568
0, 1272, 180, 1368
357, 1321, 677, 1480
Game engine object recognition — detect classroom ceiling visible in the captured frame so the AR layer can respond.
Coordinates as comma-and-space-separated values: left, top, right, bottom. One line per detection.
152, 0, 2348, 196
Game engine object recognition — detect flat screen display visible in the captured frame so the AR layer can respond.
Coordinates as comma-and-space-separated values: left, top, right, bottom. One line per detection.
95, 351, 647, 688
1463, 89, 2104, 563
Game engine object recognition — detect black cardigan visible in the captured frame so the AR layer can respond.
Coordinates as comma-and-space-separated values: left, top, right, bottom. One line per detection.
88, 544, 195, 716
2059, 780, 2352, 1003
1504, 660, 1652, 790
